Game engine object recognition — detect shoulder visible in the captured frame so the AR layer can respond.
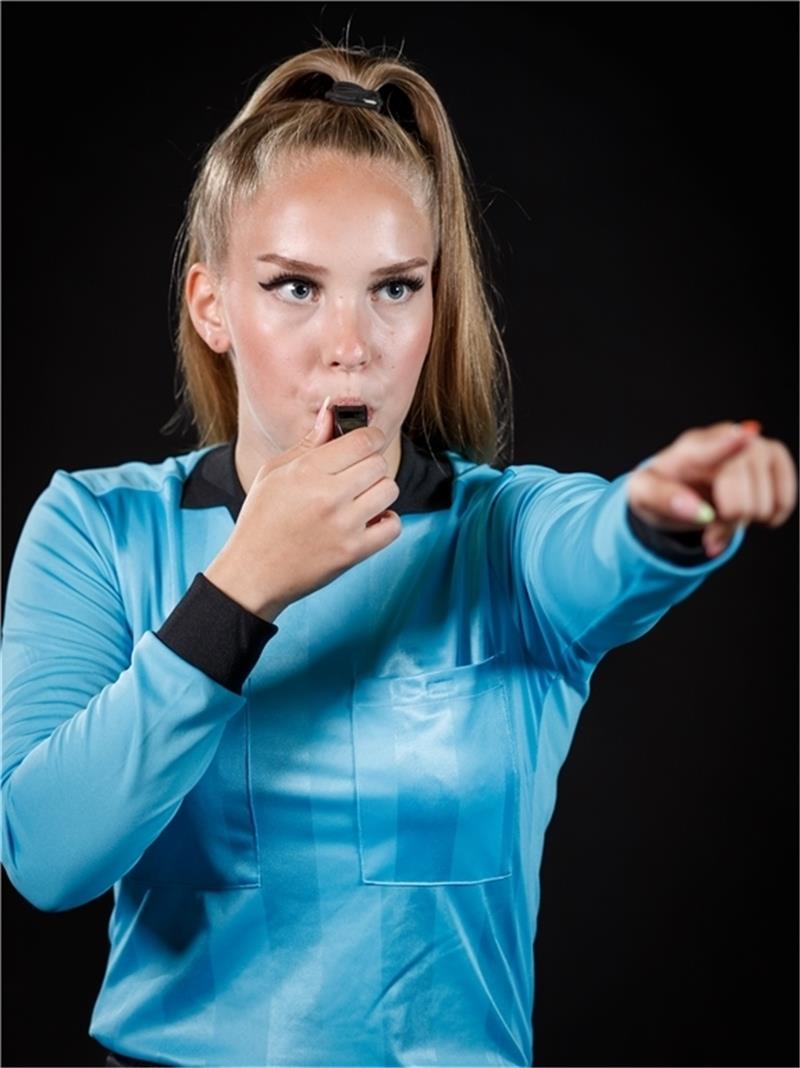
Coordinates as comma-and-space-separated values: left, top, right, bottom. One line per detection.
35, 445, 217, 536
60, 446, 214, 501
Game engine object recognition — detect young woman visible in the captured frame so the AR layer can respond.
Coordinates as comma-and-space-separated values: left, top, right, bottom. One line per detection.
2, 43, 796, 1068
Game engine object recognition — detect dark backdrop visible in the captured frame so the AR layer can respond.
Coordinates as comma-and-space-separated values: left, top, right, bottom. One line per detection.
2, 3, 797, 1067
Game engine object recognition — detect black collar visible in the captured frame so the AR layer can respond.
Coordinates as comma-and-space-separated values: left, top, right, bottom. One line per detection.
181, 432, 454, 522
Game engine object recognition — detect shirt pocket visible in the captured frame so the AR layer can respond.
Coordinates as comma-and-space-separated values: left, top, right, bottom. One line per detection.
124, 703, 260, 890
351, 651, 518, 886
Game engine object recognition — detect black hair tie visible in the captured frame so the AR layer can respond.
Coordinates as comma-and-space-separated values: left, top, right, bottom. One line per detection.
323, 81, 384, 111
320, 79, 425, 150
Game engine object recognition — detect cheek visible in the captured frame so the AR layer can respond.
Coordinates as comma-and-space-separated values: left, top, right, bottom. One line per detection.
386, 296, 433, 355
405, 308, 433, 367
231, 300, 284, 346
233, 335, 301, 406
393, 323, 432, 389
228, 299, 302, 372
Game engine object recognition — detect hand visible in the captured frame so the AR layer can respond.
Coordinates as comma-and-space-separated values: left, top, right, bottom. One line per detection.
627, 420, 798, 557
204, 399, 401, 621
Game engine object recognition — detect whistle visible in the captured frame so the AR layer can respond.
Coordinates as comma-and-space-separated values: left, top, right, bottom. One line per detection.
332, 404, 369, 437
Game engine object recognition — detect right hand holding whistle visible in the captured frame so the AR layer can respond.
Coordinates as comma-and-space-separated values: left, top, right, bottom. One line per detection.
203, 397, 401, 622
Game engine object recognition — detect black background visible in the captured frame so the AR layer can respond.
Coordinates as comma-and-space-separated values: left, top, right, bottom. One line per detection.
2, 3, 798, 1067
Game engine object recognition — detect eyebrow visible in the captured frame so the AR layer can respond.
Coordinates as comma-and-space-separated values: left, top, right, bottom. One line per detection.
255, 253, 429, 277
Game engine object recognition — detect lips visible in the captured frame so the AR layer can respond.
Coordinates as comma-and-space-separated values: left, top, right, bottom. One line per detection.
315, 398, 375, 420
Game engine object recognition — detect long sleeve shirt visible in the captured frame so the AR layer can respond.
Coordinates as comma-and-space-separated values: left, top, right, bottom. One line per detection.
0, 432, 746, 1067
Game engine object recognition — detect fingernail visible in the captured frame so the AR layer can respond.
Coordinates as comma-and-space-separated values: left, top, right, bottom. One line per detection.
671, 493, 716, 524
315, 395, 331, 432
739, 419, 762, 434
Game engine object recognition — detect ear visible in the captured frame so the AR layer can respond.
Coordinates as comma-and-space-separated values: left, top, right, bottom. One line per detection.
185, 263, 231, 353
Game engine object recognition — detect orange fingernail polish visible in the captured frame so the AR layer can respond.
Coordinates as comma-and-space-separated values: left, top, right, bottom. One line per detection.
740, 420, 762, 434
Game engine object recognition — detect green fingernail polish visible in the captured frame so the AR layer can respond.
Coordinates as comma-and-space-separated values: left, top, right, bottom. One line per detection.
696, 502, 716, 524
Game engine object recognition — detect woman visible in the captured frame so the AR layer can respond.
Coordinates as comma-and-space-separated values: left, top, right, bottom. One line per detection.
1, 42, 796, 1068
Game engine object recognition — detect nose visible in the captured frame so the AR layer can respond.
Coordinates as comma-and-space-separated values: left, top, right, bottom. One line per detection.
324, 300, 370, 369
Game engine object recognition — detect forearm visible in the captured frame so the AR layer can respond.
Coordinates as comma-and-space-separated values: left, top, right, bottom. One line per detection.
2, 629, 247, 912
534, 469, 745, 661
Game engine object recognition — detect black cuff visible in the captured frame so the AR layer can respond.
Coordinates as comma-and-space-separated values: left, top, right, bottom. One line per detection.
626, 503, 711, 567
155, 572, 278, 695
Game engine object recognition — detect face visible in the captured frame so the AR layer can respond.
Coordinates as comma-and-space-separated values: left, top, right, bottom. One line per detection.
186, 150, 436, 491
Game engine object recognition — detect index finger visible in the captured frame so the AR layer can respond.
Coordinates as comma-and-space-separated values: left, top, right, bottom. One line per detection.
317, 425, 386, 473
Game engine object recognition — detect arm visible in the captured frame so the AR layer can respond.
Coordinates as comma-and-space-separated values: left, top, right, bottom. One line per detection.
1, 471, 276, 912
488, 462, 745, 676
490, 419, 796, 677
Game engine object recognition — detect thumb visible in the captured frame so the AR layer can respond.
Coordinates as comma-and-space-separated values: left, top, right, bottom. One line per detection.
301, 395, 334, 449
257, 396, 334, 483
629, 464, 718, 529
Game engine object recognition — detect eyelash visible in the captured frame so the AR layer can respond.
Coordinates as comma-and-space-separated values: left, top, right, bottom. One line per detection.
258, 272, 425, 303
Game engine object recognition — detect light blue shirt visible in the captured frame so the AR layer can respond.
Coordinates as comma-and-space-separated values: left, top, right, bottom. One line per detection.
1, 435, 745, 1066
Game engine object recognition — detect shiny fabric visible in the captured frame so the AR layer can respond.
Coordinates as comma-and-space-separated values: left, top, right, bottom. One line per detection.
1, 442, 745, 1066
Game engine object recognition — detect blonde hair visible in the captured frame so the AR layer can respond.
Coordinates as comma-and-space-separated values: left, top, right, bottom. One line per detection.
163, 40, 514, 467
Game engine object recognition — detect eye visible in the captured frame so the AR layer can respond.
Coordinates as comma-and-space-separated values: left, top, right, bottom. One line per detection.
258, 273, 425, 305
377, 276, 425, 303
258, 273, 318, 303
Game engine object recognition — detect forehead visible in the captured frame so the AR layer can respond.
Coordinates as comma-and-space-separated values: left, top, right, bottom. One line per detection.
229, 151, 433, 255
264, 148, 420, 193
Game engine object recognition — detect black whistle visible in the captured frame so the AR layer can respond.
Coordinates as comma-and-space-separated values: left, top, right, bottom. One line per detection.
332, 404, 369, 437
